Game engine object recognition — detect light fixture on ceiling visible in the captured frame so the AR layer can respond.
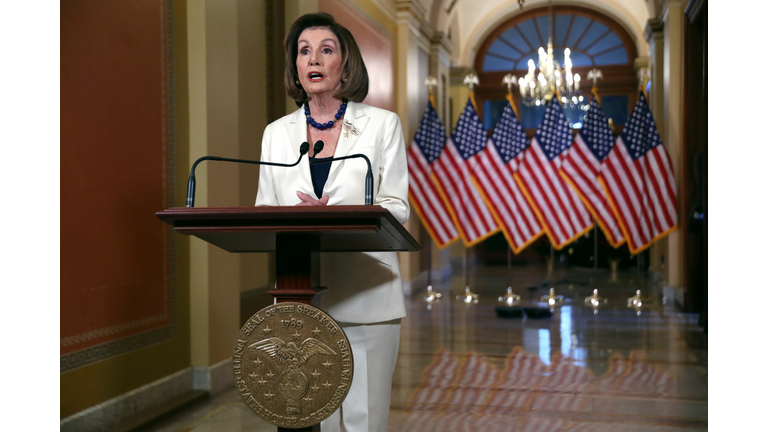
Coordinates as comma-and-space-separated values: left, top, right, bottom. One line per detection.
512, 0, 582, 107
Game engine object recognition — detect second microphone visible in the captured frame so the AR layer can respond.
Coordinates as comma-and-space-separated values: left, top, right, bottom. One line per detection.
309, 140, 374, 205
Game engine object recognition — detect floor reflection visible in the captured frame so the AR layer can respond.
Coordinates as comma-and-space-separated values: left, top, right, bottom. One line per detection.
147, 265, 707, 432
392, 265, 707, 431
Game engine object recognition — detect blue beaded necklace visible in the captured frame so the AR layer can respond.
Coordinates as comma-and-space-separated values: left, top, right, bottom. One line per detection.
304, 98, 347, 131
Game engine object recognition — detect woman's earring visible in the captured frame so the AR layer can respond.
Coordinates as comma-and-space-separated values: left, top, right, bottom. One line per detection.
340, 78, 346, 85
295, 79, 302, 87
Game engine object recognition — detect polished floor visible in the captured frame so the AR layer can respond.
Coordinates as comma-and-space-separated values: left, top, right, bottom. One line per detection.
146, 263, 707, 431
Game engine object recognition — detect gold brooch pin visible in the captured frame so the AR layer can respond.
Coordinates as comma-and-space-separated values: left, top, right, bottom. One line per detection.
342, 120, 359, 138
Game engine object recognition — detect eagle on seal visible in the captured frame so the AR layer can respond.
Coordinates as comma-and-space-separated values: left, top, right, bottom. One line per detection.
250, 337, 337, 369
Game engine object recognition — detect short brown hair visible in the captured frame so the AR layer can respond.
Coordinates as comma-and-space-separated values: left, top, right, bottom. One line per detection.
284, 13, 369, 107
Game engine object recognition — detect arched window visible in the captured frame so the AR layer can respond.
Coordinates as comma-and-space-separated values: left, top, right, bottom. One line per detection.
474, 6, 639, 134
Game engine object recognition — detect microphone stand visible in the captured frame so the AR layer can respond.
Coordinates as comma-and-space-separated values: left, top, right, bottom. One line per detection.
309, 154, 373, 205
186, 142, 309, 207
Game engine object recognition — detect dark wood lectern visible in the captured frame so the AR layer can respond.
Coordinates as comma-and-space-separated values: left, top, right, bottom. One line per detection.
157, 205, 419, 304
156, 205, 419, 431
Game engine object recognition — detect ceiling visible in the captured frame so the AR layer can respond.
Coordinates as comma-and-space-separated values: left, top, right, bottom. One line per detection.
411, 0, 652, 67
482, 12, 629, 72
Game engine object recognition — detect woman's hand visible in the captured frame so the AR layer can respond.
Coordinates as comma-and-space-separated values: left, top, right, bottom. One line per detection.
296, 191, 329, 206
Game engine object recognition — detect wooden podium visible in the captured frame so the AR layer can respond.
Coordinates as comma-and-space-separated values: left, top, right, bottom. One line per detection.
156, 205, 419, 430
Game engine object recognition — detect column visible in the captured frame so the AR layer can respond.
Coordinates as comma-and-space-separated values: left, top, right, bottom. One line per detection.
396, 0, 433, 290
663, 2, 686, 296
645, 17, 666, 281
187, 0, 270, 391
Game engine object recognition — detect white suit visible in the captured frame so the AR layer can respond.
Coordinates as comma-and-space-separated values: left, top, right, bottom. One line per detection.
255, 101, 410, 431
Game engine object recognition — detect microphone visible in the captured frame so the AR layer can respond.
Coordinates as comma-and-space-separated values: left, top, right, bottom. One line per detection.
185, 142, 310, 207
310, 151, 374, 205
311, 140, 325, 159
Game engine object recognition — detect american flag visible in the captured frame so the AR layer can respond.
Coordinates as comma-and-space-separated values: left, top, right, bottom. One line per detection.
407, 101, 460, 248
599, 93, 677, 254
560, 99, 625, 247
470, 101, 543, 252
515, 99, 592, 249
432, 98, 499, 246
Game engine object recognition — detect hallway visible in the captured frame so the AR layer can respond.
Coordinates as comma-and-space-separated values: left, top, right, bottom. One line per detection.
146, 264, 707, 431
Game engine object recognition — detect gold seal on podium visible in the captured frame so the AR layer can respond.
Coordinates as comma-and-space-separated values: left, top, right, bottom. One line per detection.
233, 302, 353, 429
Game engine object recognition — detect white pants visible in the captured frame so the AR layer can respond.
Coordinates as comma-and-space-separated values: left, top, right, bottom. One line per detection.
320, 320, 401, 432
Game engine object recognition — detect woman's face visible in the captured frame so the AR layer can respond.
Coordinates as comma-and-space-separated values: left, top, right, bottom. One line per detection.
296, 27, 344, 100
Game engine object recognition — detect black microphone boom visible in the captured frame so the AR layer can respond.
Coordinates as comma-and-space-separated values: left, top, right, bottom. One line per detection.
310, 153, 374, 205
185, 142, 310, 207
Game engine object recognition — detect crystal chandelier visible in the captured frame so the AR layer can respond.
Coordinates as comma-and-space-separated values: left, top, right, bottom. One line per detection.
513, 1, 582, 107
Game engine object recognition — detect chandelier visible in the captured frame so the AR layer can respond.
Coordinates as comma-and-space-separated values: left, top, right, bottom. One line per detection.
512, 1, 582, 107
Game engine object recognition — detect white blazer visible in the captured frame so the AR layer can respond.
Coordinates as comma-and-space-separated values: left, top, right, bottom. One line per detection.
255, 101, 410, 323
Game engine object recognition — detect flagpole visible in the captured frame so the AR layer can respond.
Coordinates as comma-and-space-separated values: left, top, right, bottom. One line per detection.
507, 246, 513, 288
503, 74, 520, 301
593, 221, 598, 290
591, 84, 602, 106
549, 243, 555, 287
588, 68, 604, 106
467, 78, 475, 294
502, 74, 521, 119
426, 235, 432, 287
638, 66, 651, 103
425, 75, 438, 295
461, 73, 480, 302
635, 67, 650, 293
590, 79, 601, 292
420, 76, 442, 307
548, 90, 562, 290
464, 246, 470, 290
553, 87, 564, 290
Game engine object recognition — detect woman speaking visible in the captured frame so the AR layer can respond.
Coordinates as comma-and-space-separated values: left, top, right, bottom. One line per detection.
255, 13, 409, 432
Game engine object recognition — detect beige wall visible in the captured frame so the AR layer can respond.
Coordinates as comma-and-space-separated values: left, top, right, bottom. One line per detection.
237, 0, 272, 302
187, 0, 275, 367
